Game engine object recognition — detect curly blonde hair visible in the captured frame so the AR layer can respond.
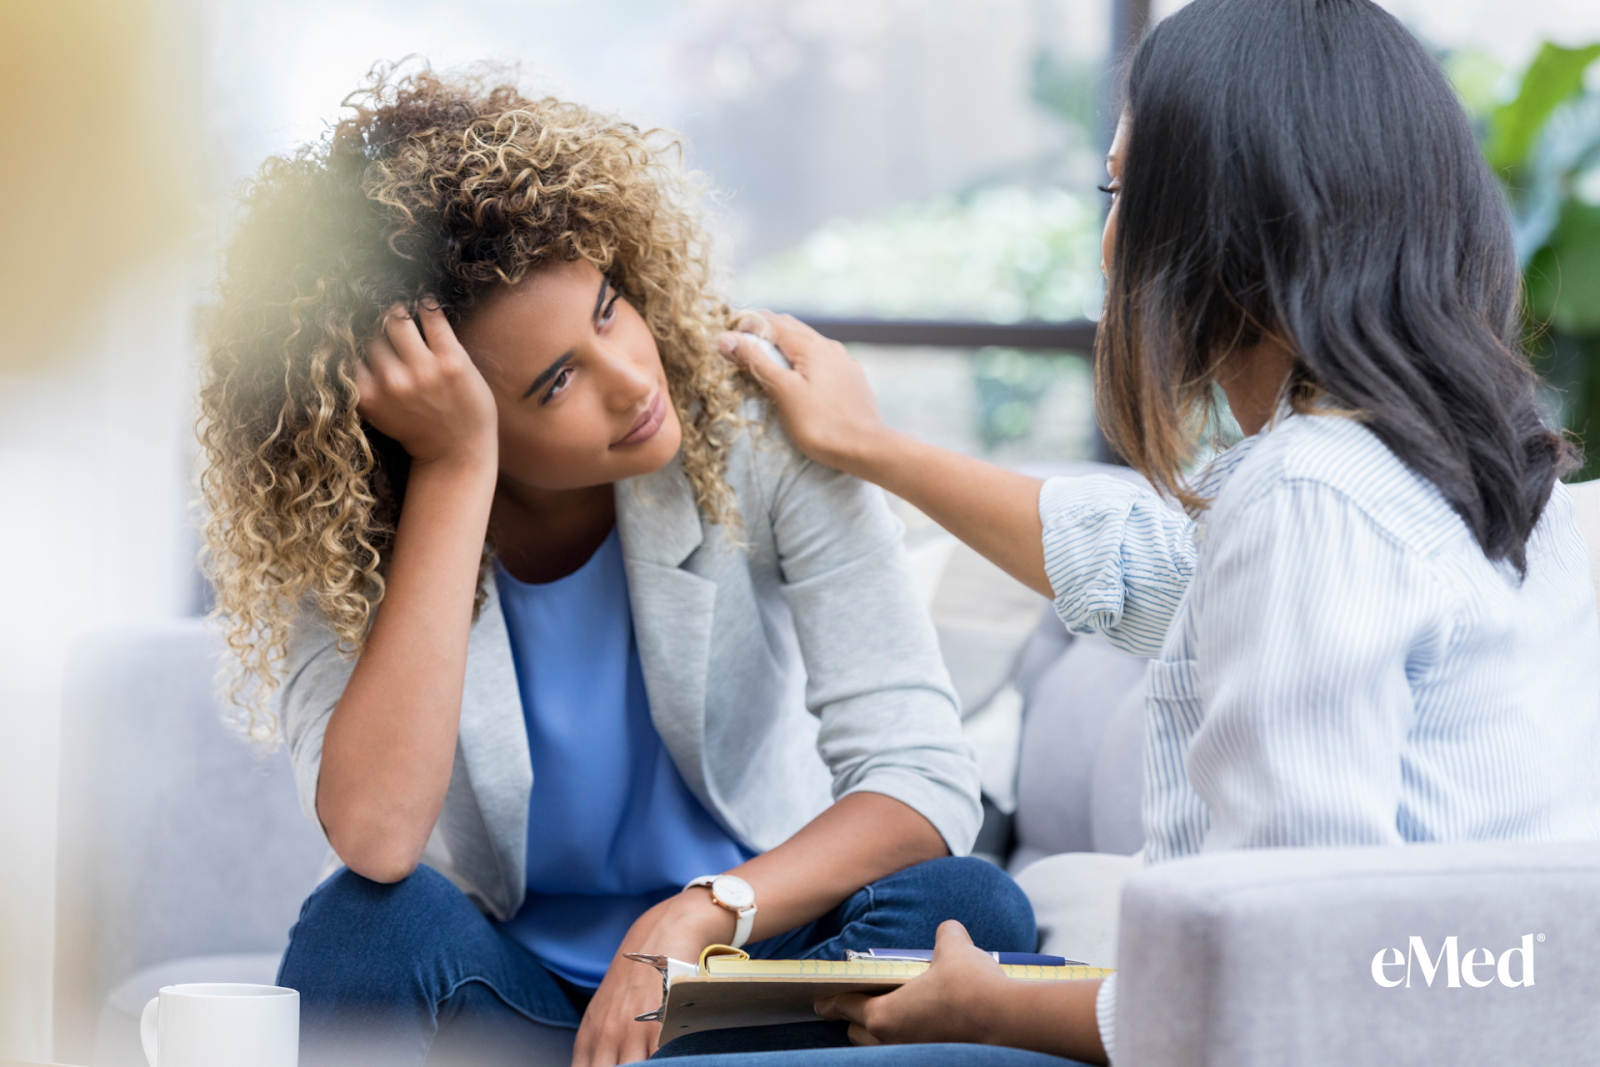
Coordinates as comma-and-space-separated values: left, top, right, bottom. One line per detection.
199, 66, 749, 735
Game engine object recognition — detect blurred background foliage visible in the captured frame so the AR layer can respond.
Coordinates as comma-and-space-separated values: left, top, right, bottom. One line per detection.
1453, 42, 1600, 477
737, 185, 1102, 322
738, 42, 1104, 324
737, 45, 1105, 456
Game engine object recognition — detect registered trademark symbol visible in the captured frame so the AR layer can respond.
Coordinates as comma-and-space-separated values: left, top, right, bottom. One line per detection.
1537, 934, 1546, 942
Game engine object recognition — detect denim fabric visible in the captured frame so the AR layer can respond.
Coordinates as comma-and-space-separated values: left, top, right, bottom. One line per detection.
651, 1046, 1089, 1066
277, 865, 581, 1067
741, 856, 1036, 963
277, 856, 1034, 1067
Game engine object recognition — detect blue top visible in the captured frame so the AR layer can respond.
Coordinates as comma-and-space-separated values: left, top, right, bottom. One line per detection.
1038, 410, 1600, 1058
492, 527, 753, 987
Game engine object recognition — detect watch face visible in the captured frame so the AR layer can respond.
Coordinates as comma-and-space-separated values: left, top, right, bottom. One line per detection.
711, 875, 755, 910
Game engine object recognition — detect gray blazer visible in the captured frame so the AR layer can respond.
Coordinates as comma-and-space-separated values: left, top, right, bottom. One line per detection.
278, 419, 980, 920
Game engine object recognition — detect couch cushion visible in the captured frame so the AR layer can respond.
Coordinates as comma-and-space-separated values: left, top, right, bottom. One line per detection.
931, 541, 1046, 717
1011, 632, 1148, 871
1090, 684, 1146, 855
1013, 851, 1138, 967
55, 621, 328, 1063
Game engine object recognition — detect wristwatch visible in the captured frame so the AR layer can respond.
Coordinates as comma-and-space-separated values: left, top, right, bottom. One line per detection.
684, 874, 758, 948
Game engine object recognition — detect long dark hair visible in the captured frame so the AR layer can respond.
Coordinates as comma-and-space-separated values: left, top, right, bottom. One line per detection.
1096, 0, 1577, 574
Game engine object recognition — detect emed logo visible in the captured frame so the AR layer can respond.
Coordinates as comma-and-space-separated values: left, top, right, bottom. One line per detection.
1371, 935, 1538, 988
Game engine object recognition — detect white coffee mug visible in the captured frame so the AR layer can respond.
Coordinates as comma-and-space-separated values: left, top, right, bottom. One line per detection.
140, 983, 299, 1067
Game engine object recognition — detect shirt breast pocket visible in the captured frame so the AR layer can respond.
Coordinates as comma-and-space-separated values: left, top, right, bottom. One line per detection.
1145, 656, 1204, 736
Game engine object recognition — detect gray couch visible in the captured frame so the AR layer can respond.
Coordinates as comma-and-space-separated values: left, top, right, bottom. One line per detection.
52, 621, 326, 1067
50, 474, 1600, 1066
1117, 841, 1600, 1065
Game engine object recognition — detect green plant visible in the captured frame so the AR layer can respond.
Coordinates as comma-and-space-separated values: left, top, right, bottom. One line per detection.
1030, 49, 1098, 136
972, 348, 1081, 448
736, 184, 1102, 322
1461, 43, 1600, 477
736, 185, 1103, 457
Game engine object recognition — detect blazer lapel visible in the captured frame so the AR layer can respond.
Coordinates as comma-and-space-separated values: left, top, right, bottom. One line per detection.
615, 458, 719, 808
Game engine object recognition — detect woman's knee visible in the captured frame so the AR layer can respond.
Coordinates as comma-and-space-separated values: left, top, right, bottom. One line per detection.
280, 864, 479, 992
896, 856, 1037, 952
301, 864, 468, 933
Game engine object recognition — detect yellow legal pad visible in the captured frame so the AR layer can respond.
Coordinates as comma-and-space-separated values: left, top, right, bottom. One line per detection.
628, 949, 1115, 1041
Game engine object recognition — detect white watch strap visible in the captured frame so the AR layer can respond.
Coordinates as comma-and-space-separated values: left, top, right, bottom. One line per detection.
730, 904, 756, 949
686, 876, 757, 948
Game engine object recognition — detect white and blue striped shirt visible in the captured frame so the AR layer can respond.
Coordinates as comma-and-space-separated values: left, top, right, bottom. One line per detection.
1040, 411, 1600, 1058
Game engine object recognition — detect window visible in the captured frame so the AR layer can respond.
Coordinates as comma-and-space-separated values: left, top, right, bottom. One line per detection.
207, 0, 1126, 465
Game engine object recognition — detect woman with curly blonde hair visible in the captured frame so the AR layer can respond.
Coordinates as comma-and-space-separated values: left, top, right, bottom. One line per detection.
199, 67, 1031, 1067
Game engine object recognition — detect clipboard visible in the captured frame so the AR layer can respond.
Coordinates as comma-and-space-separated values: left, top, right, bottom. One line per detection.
626, 946, 1115, 1040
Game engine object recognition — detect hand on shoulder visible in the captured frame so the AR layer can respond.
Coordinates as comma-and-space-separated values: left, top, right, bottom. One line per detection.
717, 313, 897, 479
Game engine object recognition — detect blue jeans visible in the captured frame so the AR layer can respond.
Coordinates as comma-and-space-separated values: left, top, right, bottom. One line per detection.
277, 856, 1035, 1066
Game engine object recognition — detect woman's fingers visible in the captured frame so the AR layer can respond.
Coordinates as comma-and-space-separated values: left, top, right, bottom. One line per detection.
817, 992, 892, 1046
354, 300, 498, 466
719, 312, 843, 385
814, 993, 842, 1022
717, 331, 799, 396
718, 309, 888, 474
815, 992, 870, 1024
814, 928, 1000, 1050
362, 333, 410, 393
381, 305, 431, 367
763, 311, 850, 374
731, 309, 776, 342
415, 299, 460, 359
847, 1023, 883, 1047
572, 1018, 651, 1067
572, 1024, 594, 1066
349, 353, 376, 413
570, 940, 674, 1067
931, 919, 977, 960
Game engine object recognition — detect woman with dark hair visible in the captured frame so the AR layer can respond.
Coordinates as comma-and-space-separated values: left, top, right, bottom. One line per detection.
690, 0, 1600, 1063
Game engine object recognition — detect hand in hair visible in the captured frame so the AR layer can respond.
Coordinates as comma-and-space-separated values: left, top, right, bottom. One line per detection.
317, 302, 501, 883
353, 301, 498, 468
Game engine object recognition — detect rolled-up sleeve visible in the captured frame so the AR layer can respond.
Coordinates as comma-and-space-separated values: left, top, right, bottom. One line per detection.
1038, 475, 1197, 657
765, 441, 981, 857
